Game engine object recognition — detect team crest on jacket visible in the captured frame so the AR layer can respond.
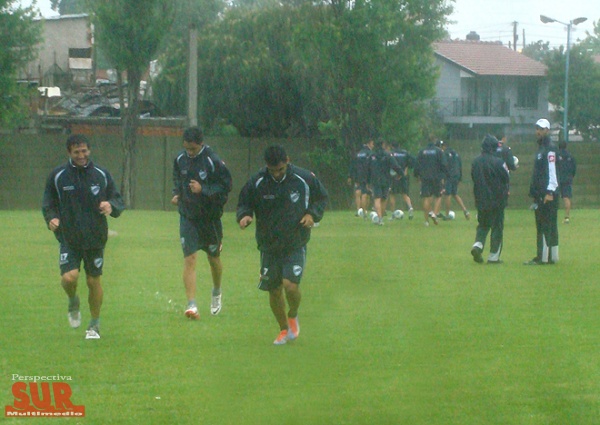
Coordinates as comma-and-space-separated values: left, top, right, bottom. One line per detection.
90, 185, 100, 196
290, 191, 300, 203
198, 170, 207, 180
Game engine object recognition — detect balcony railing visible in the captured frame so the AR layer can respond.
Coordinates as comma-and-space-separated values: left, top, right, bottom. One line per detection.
434, 98, 510, 118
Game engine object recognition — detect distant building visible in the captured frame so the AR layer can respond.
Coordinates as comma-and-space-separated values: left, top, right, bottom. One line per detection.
18, 14, 93, 89
433, 40, 548, 138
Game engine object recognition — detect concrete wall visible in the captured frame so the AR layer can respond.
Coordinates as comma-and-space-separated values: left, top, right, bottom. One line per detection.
1, 122, 599, 212
19, 15, 91, 83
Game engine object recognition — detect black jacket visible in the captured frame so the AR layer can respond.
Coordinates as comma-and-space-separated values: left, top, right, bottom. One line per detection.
445, 148, 462, 181
558, 148, 576, 185
471, 150, 510, 211
369, 148, 403, 187
415, 143, 447, 180
42, 159, 124, 249
529, 136, 559, 201
173, 145, 232, 220
354, 145, 372, 184
236, 164, 328, 254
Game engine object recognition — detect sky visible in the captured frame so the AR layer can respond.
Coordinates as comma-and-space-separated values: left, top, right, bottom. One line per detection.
18, 0, 599, 49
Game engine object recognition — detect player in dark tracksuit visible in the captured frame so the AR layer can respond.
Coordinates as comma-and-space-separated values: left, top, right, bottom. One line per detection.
237, 145, 328, 345
525, 119, 559, 265
440, 142, 470, 220
172, 126, 232, 318
415, 141, 447, 225
368, 140, 403, 225
557, 141, 576, 223
42, 134, 125, 339
470, 135, 510, 264
494, 136, 517, 172
354, 140, 374, 217
389, 143, 414, 218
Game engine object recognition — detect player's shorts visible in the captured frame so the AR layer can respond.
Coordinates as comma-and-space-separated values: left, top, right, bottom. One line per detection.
420, 178, 443, 198
180, 215, 223, 258
372, 184, 390, 200
358, 182, 372, 197
59, 243, 104, 277
390, 177, 409, 195
445, 178, 460, 196
258, 246, 307, 291
560, 184, 572, 199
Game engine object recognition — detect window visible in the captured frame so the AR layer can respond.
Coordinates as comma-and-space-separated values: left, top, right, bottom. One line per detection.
516, 78, 538, 108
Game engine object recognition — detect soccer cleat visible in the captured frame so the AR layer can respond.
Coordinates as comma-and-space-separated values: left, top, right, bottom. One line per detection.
524, 258, 543, 265
424, 221, 430, 227
210, 294, 222, 315
288, 317, 300, 340
408, 208, 414, 220
464, 210, 471, 220
68, 311, 81, 329
428, 211, 438, 225
563, 217, 570, 224
85, 327, 100, 340
471, 246, 484, 263
185, 305, 200, 320
273, 330, 289, 345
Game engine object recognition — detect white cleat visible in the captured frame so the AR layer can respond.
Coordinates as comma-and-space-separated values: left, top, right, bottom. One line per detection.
68, 311, 81, 329
210, 294, 222, 315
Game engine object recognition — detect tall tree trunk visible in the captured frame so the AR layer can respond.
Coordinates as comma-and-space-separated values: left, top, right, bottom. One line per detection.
121, 67, 141, 209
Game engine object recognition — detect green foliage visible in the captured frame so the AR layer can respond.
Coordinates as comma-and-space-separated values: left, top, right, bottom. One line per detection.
155, 0, 451, 146
50, 0, 88, 14
0, 0, 41, 126
544, 44, 600, 141
3, 209, 600, 424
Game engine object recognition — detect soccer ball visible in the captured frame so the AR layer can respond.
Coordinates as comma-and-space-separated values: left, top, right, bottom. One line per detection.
513, 156, 519, 168
448, 210, 456, 220
392, 209, 404, 220
369, 211, 379, 223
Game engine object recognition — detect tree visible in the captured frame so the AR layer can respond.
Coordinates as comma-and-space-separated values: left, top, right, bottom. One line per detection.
545, 43, 600, 142
88, 0, 175, 208
50, 0, 88, 15
0, 0, 41, 127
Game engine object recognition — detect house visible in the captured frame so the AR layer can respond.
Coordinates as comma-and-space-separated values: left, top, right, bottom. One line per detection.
18, 14, 93, 89
433, 40, 548, 138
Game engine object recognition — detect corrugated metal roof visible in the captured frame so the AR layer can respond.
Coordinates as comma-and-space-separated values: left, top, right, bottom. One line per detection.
434, 41, 547, 77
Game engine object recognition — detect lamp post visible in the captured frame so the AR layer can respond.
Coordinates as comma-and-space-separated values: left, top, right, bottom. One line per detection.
540, 15, 587, 143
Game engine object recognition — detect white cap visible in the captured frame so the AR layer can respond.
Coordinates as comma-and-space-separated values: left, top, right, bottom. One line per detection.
535, 118, 550, 129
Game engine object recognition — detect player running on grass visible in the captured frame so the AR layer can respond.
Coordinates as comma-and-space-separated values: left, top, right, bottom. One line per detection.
172, 126, 232, 319
237, 145, 328, 345
42, 134, 125, 339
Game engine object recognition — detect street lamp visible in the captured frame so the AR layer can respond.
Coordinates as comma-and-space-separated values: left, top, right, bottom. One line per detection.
540, 15, 587, 143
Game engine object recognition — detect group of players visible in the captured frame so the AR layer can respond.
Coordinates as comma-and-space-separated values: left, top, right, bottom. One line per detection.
348, 136, 480, 226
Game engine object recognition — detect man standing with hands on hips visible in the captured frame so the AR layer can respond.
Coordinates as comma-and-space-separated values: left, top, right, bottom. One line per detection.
237, 145, 328, 345
524, 118, 559, 265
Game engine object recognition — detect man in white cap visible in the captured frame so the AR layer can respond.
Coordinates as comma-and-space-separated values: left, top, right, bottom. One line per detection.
524, 118, 559, 265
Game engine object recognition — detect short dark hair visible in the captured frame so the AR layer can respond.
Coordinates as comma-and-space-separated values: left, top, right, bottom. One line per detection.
66, 134, 90, 152
183, 126, 203, 145
264, 145, 287, 166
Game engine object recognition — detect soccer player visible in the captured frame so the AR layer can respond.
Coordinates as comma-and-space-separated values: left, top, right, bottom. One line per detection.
171, 126, 232, 318
388, 142, 415, 219
414, 138, 447, 226
354, 139, 374, 217
42, 134, 125, 339
524, 119, 559, 265
369, 139, 403, 225
237, 145, 328, 345
557, 141, 576, 224
439, 141, 470, 220
470, 135, 510, 264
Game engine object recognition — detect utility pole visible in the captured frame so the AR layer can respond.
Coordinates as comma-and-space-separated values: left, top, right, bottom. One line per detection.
512, 21, 518, 51
522, 29, 526, 50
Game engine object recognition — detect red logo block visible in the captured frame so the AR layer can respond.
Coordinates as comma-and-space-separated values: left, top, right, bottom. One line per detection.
5, 382, 85, 418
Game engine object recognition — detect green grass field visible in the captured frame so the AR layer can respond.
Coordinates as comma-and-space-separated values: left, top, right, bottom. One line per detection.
2, 209, 599, 424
